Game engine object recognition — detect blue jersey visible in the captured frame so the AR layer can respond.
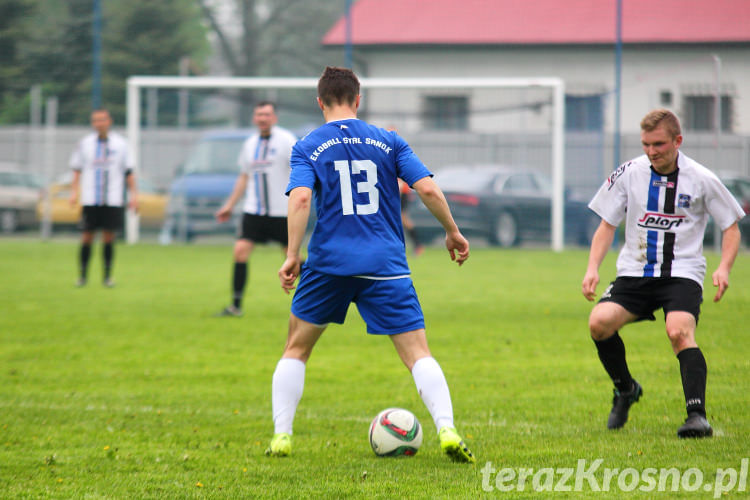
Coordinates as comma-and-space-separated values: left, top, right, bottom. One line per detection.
287, 119, 432, 277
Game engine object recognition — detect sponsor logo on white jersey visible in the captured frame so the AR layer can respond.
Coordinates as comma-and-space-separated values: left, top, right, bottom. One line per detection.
637, 212, 685, 231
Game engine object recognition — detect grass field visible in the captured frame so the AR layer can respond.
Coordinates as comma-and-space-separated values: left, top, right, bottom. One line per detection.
0, 239, 748, 498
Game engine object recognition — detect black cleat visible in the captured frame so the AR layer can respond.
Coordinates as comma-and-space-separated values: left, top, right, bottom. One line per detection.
607, 380, 642, 430
677, 412, 713, 438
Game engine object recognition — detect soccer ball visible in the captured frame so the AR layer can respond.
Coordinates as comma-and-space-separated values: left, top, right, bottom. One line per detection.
368, 408, 423, 457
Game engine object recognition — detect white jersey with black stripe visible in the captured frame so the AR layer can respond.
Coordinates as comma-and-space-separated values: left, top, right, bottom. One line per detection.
589, 152, 745, 287
238, 125, 297, 217
70, 132, 133, 207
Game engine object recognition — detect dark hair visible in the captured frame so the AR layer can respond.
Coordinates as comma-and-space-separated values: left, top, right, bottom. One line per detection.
254, 100, 276, 112
317, 66, 359, 107
640, 108, 681, 138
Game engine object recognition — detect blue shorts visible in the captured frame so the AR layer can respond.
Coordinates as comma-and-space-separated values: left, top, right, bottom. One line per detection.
291, 265, 425, 335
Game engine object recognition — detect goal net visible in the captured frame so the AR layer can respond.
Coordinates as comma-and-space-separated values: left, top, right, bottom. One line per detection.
125, 76, 567, 249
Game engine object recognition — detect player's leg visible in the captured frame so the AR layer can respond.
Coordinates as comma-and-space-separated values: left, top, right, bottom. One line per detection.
660, 279, 711, 437
390, 330, 475, 463
215, 237, 253, 317
102, 229, 116, 286
267, 314, 326, 456
589, 298, 642, 429
77, 230, 95, 286
665, 311, 712, 438
231, 238, 253, 308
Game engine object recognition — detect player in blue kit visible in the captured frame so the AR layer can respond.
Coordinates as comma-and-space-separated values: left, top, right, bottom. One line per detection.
265, 66, 474, 462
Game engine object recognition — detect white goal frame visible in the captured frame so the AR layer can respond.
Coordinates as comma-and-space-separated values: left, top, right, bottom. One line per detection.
126, 76, 566, 250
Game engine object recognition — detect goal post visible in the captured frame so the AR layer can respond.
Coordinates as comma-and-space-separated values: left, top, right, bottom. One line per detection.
126, 75, 565, 249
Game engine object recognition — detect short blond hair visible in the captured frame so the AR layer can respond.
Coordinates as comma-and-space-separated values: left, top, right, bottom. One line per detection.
640, 109, 681, 138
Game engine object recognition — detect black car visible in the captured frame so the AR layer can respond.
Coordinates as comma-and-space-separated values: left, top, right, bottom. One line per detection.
409, 165, 599, 247
705, 173, 750, 247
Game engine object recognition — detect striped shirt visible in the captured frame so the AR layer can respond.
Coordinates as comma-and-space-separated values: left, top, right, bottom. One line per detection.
238, 126, 297, 217
589, 152, 745, 287
70, 132, 133, 207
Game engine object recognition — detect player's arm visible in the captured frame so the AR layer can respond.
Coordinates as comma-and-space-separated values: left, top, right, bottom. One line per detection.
412, 176, 469, 265
125, 171, 138, 211
582, 219, 617, 301
69, 170, 81, 206
279, 186, 311, 293
215, 173, 248, 222
712, 221, 740, 302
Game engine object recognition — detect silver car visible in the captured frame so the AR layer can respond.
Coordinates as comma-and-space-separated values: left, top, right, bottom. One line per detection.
0, 164, 43, 233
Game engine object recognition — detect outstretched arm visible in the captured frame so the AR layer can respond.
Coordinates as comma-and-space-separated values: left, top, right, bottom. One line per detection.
279, 186, 312, 294
411, 176, 469, 265
582, 219, 616, 301
712, 222, 740, 302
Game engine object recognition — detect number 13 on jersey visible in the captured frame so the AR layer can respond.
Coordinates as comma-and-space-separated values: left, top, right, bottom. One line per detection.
334, 160, 379, 215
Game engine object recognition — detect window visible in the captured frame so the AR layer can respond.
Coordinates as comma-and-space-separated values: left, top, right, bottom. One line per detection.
565, 95, 603, 131
660, 90, 673, 106
423, 96, 468, 130
683, 95, 733, 132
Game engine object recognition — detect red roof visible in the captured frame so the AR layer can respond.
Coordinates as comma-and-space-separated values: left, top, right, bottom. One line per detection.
322, 0, 750, 46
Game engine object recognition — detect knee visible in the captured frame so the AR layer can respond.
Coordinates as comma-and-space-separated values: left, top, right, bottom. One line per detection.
589, 314, 615, 341
234, 241, 252, 261
666, 326, 695, 351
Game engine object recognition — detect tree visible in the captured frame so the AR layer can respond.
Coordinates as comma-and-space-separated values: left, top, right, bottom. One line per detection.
197, 0, 346, 125
11, 0, 209, 124
0, 0, 37, 123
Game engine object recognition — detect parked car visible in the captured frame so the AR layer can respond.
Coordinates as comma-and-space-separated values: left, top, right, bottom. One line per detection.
409, 165, 600, 247
704, 173, 750, 247
0, 164, 43, 233
36, 172, 167, 228
161, 130, 252, 242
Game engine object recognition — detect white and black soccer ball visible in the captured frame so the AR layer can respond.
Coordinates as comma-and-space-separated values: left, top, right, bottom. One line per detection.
368, 408, 423, 457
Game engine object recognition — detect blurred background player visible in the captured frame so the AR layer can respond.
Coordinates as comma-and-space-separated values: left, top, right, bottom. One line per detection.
582, 109, 745, 438
214, 101, 297, 317
399, 177, 425, 256
387, 126, 424, 256
69, 109, 138, 287
266, 67, 474, 462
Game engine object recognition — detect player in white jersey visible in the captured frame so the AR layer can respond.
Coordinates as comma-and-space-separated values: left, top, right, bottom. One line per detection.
69, 109, 138, 287
263, 67, 474, 462
582, 109, 745, 438
214, 101, 297, 317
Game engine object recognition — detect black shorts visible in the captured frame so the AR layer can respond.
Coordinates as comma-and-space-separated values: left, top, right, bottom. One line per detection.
238, 213, 288, 245
80, 206, 124, 232
599, 277, 703, 322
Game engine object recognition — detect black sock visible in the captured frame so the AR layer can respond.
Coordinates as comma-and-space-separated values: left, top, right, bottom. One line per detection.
233, 262, 247, 309
677, 347, 707, 417
80, 244, 92, 279
594, 332, 634, 393
103, 242, 114, 279
408, 227, 421, 247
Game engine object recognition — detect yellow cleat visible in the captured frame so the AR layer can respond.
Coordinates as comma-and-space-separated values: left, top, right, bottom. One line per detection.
265, 433, 292, 457
439, 426, 475, 463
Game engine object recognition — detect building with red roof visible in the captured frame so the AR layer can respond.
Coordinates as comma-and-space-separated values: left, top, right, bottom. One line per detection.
322, 0, 750, 146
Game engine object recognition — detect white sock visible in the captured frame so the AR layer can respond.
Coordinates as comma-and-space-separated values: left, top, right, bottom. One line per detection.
411, 356, 454, 432
271, 358, 306, 435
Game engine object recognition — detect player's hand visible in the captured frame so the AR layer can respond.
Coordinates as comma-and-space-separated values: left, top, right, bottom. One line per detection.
582, 270, 599, 301
712, 268, 730, 302
279, 256, 302, 294
445, 231, 469, 266
128, 196, 139, 213
68, 193, 77, 207
215, 205, 231, 223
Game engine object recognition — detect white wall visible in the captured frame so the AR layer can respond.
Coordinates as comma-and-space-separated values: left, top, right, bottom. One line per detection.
360, 45, 750, 134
